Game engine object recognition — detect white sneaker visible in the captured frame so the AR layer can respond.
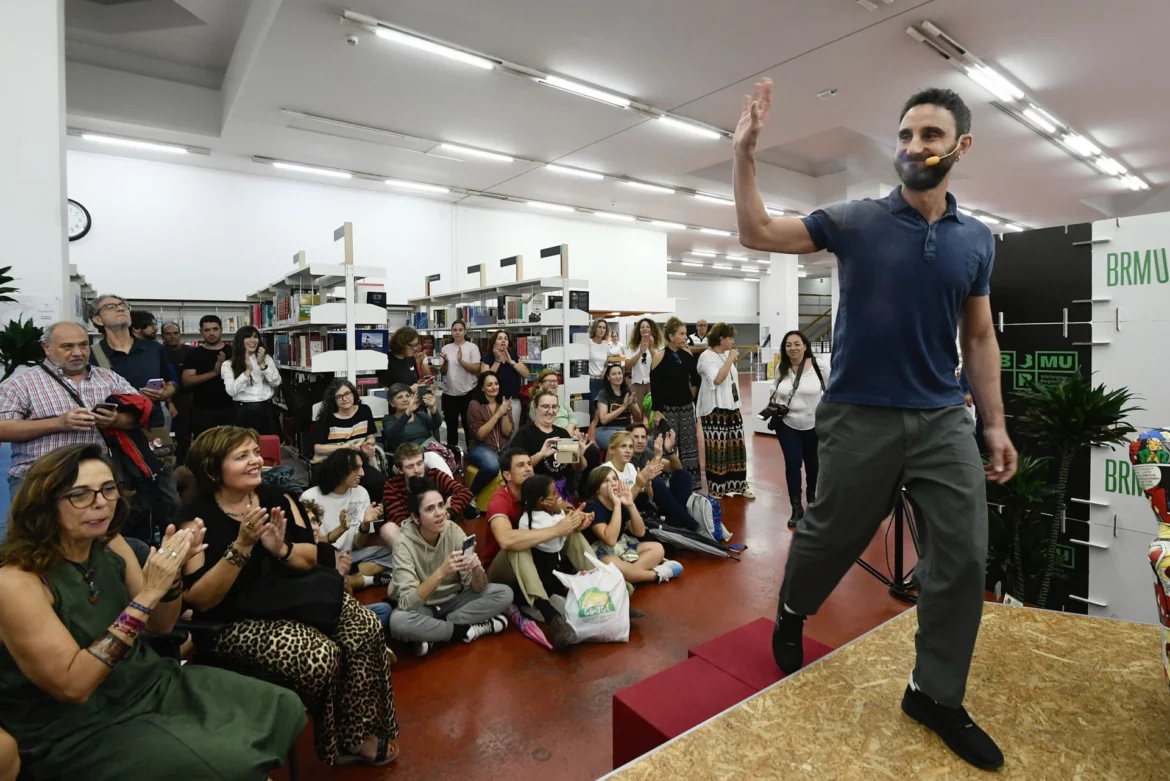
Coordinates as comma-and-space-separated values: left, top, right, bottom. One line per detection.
414, 641, 431, 657
464, 615, 509, 643
653, 560, 684, 583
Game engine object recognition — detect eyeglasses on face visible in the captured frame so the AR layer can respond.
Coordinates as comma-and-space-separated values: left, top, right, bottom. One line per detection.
335, 391, 354, 402
537, 403, 558, 412
60, 482, 120, 509
99, 303, 129, 313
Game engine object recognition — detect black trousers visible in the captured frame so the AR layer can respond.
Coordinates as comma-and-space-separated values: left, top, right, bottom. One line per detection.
234, 401, 281, 438
441, 391, 473, 451
190, 405, 236, 442
776, 420, 819, 503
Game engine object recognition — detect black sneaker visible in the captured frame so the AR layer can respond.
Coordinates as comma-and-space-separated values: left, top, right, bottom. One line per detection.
771, 607, 805, 674
628, 607, 647, 619
546, 614, 578, 650
901, 685, 1004, 771
372, 571, 393, 587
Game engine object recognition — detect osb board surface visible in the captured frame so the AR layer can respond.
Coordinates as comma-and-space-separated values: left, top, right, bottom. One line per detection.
608, 604, 1170, 781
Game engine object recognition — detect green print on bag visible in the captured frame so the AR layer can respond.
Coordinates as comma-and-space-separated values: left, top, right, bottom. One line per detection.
1106, 248, 1169, 287
577, 587, 616, 618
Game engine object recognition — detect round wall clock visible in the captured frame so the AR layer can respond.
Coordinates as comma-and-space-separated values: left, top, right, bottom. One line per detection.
68, 199, 92, 242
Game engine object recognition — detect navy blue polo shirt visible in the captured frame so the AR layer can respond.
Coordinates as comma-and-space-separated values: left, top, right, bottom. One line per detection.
803, 187, 994, 409
90, 336, 171, 426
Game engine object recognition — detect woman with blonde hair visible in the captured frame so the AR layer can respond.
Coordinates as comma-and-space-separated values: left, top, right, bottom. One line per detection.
624, 318, 662, 423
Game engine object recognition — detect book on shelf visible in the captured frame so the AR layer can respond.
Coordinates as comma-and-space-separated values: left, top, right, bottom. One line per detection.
568, 359, 589, 378
412, 311, 429, 329
568, 290, 590, 312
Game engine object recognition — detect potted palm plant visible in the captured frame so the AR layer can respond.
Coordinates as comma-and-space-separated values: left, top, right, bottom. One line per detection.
1012, 376, 1140, 608
0, 266, 44, 381
986, 453, 1058, 603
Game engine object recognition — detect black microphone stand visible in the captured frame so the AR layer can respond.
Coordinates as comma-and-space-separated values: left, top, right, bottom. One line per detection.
854, 487, 921, 603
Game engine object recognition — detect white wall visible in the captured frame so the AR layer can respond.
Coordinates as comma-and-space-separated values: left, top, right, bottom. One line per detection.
67, 151, 453, 301
667, 277, 759, 323
67, 152, 671, 311
452, 206, 667, 312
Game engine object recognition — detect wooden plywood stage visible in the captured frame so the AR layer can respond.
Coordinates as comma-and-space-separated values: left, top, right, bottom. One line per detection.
606, 603, 1170, 780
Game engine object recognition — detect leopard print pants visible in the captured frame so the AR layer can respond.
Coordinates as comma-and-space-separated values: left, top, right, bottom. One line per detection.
211, 593, 398, 764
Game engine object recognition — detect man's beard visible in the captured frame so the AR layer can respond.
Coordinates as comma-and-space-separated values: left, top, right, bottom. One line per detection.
894, 154, 955, 192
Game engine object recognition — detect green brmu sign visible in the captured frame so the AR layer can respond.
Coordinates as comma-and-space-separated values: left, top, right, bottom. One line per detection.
1001, 351, 1079, 390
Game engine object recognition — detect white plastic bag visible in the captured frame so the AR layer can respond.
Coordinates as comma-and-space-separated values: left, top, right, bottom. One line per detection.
553, 552, 630, 643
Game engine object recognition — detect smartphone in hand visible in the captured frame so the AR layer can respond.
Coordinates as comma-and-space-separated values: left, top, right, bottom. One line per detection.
461, 534, 477, 559
145, 378, 165, 391
93, 402, 119, 413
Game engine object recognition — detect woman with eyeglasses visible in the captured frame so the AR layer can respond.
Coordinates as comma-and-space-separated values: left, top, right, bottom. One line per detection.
594, 364, 634, 451
221, 326, 282, 437
0, 443, 306, 780
650, 316, 702, 483
623, 318, 662, 424
313, 379, 377, 466
382, 326, 434, 389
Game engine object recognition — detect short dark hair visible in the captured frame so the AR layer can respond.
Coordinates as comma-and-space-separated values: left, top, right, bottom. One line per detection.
499, 447, 529, 477
900, 88, 971, 138
130, 310, 156, 331
316, 448, 362, 494
199, 314, 222, 329
626, 422, 648, 435
406, 476, 440, 517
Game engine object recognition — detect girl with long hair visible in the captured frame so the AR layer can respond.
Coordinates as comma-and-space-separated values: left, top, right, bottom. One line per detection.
770, 330, 828, 525
623, 318, 662, 423
650, 316, 702, 482
465, 371, 514, 494
594, 363, 634, 450
221, 325, 282, 436
313, 379, 377, 464
481, 330, 530, 429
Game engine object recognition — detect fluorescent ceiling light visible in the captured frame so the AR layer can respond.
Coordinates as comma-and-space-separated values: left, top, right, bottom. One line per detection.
539, 75, 631, 108
713, 264, 732, 270
667, 271, 687, 277
657, 116, 723, 141
798, 272, 808, 277
964, 65, 1023, 102
272, 162, 352, 179
975, 214, 999, 225
651, 221, 686, 230
700, 228, 732, 236
385, 179, 449, 194
690, 251, 717, 257
694, 193, 734, 206
1094, 156, 1127, 176
1123, 175, 1150, 191
745, 277, 760, 283
1022, 108, 1057, 134
545, 163, 604, 180
527, 201, 575, 212
81, 133, 187, 155
1003, 224, 1024, 232
374, 27, 494, 70
681, 261, 704, 267
439, 143, 514, 163
624, 181, 676, 195
1062, 134, 1100, 157
1026, 105, 1061, 131
725, 253, 747, 260
595, 211, 635, 221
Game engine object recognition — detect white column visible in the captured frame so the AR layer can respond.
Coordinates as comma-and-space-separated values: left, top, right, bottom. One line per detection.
760, 253, 800, 343
0, 0, 70, 321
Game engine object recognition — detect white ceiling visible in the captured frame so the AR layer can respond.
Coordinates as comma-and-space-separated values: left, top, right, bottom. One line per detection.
62, 0, 1170, 283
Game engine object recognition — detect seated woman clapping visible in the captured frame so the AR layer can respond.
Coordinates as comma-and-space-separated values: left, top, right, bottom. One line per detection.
0, 443, 305, 781
180, 426, 399, 767
581, 466, 683, 585
387, 479, 514, 657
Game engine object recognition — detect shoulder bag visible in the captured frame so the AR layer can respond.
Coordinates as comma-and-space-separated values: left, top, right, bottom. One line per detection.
91, 342, 177, 469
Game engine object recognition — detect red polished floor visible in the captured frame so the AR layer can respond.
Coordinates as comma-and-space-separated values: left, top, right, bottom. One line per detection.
277, 379, 917, 781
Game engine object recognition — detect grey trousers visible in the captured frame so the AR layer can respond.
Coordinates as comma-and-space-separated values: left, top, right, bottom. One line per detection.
388, 583, 514, 644
780, 402, 986, 708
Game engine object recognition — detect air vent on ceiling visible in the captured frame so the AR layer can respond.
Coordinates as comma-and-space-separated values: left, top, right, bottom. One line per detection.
65, 0, 204, 34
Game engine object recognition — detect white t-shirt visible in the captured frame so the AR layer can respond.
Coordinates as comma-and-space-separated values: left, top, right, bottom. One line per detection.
588, 339, 610, 378
300, 485, 370, 552
770, 362, 829, 431
626, 347, 653, 385
604, 461, 638, 491
518, 510, 566, 553
696, 349, 739, 418
441, 340, 482, 396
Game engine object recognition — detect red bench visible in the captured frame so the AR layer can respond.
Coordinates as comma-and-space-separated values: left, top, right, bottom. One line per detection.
612, 656, 755, 769
688, 617, 834, 691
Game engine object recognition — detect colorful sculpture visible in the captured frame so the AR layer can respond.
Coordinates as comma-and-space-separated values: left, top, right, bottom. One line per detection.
1131, 429, 1170, 688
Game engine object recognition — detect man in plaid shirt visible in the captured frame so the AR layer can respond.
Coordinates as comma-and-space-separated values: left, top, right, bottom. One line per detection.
0, 322, 138, 504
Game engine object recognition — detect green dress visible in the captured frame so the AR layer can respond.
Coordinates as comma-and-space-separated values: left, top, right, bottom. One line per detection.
0, 544, 307, 781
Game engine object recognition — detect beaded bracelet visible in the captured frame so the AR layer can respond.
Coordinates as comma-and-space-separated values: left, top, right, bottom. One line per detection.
114, 611, 146, 640
127, 599, 153, 616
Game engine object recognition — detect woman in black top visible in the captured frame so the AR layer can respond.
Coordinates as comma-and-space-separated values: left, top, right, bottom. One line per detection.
381, 327, 434, 388
594, 363, 633, 451
650, 316, 702, 483
480, 330, 531, 429
180, 426, 399, 767
511, 389, 588, 499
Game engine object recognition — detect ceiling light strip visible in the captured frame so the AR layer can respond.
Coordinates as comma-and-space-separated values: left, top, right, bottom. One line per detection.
73, 130, 200, 155
907, 21, 1149, 191
545, 163, 605, 180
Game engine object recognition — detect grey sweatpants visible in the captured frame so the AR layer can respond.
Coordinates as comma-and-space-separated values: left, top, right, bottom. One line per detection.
388, 583, 514, 644
780, 401, 986, 708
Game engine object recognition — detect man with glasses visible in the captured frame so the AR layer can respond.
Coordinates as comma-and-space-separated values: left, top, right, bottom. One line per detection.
0, 322, 138, 540
181, 315, 234, 440
687, 319, 709, 353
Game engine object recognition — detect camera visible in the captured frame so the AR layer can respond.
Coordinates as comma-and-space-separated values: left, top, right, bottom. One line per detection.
757, 403, 788, 431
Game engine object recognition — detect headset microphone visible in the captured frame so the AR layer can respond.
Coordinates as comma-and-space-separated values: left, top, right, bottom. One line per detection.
925, 142, 961, 167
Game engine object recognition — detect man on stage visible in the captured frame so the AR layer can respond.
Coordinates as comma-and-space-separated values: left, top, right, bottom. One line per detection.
733, 80, 1016, 771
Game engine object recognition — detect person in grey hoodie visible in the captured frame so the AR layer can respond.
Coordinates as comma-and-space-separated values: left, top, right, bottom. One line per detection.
387, 478, 514, 657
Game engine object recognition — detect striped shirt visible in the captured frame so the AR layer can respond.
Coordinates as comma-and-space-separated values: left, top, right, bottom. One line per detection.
312, 405, 377, 463
0, 362, 136, 477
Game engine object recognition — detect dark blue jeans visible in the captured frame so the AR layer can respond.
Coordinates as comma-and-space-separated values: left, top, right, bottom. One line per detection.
467, 444, 501, 494
776, 421, 819, 503
644, 470, 699, 533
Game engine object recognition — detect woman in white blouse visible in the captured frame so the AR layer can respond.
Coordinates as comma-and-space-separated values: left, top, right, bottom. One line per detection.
221, 326, 282, 436
768, 330, 828, 527
696, 322, 752, 499
588, 319, 620, 419
623, 318, 661, 424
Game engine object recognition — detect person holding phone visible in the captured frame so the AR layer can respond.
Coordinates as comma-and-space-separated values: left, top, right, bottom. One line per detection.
387, 479, 513, 657
221, 326, 282, 437
511, 389, 589, 500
